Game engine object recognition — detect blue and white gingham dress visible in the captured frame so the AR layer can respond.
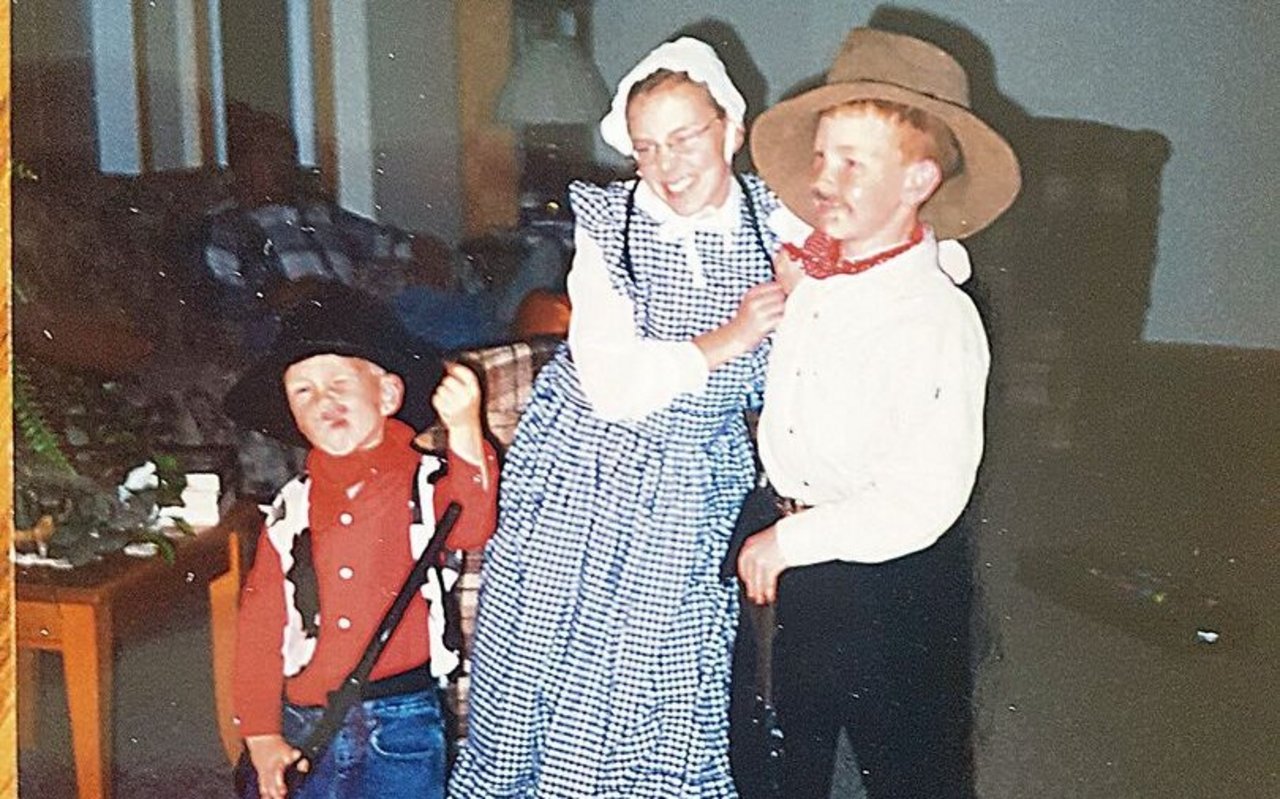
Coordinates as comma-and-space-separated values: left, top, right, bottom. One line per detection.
449, 176, 778, 799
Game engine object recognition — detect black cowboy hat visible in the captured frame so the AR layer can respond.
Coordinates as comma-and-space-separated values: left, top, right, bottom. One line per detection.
223, 287, 444, 447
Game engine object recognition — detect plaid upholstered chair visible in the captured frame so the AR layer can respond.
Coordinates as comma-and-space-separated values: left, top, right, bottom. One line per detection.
452, 337, 562, 453
416, 336, 562, 742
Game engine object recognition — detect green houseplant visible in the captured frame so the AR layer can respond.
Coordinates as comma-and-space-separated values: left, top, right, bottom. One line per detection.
13, 363, 193, 566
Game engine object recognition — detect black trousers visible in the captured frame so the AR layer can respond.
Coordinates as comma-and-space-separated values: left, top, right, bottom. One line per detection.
729, 486, 976, 799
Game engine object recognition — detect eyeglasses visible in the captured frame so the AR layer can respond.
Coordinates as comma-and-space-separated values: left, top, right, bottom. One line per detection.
632, 117, 720, 164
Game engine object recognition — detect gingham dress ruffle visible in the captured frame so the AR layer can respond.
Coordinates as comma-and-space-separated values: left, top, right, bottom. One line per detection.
449, 176, 778, 799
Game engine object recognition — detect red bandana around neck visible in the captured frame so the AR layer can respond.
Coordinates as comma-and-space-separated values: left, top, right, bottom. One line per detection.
306, 418, 419, 494
783, 223, 926, 280
305, 418, 420, 531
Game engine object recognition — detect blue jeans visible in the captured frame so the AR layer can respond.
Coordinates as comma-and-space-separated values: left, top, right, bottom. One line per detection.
281, 689, 446, 799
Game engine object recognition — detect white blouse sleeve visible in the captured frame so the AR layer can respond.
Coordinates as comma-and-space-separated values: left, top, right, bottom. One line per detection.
566, 226, 709, 421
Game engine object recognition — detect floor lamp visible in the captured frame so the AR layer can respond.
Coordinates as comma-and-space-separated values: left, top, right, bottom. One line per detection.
495, 35, 609, 230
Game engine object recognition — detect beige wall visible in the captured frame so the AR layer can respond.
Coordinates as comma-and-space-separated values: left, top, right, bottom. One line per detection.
589, 0, 1280, 350
10, 0, 517, 241
219, 0, 291, 122
10, 0, 95, 167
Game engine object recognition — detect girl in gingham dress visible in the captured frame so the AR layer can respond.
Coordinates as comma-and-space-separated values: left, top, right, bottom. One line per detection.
449, 38, 784, 799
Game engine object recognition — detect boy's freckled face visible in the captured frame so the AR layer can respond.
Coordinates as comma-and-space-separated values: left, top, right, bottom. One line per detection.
284, 354, 403, 457
809, 110, 916, 256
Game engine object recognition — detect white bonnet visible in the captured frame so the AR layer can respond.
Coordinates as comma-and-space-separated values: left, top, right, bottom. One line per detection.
599, 37, 746, 160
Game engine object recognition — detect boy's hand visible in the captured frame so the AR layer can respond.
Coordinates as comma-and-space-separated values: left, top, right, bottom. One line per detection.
737, 525, 790, 605
432, 362, 483, 430
433, 362, 487, 474
245, 734, 305, 799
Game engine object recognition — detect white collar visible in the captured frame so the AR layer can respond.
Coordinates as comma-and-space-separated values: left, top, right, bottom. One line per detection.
936, 238, 972, 285
847, 230, 974, 287
633, 177, 743, 240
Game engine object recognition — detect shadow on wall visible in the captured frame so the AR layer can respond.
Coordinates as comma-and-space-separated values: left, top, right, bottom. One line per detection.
864, 6, 1172, 436
671, 18, 768, 175
734, 5, 1173, 406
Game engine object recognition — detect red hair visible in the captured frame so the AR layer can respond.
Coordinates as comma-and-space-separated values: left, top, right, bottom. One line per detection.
821, 100, 963, 179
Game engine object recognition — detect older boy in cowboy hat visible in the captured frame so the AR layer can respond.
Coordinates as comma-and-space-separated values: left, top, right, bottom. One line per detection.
729, 28, 1020, 799
223, 288, 498, 799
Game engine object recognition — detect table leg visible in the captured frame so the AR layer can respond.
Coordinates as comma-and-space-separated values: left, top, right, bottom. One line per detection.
17, 649, 39, 747
209, 555, 240, 764
61, 602, 113, 799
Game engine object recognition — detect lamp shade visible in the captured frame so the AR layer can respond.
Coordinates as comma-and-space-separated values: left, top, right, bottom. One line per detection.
496, 37, 611, 126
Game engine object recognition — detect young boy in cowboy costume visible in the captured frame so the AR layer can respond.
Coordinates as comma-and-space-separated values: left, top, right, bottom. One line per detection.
729, 28, 1020, 799
223, 288, 498, 799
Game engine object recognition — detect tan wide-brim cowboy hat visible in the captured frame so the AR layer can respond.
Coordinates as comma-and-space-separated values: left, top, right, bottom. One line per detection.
752, 27, 1021, 239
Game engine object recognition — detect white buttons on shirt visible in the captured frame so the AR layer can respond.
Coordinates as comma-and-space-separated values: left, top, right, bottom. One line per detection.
338, 512, 353, 526
336, 616, 352, 630
338, 566, 354, 580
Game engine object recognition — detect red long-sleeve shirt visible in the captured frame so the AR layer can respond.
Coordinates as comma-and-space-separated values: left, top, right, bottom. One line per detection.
233, 422, 498, 737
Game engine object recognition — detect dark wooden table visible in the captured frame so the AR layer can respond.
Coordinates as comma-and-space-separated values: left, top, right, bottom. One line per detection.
15, 500, 260, 799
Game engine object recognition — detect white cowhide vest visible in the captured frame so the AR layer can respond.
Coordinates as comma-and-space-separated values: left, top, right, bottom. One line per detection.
259, 454, 460, 682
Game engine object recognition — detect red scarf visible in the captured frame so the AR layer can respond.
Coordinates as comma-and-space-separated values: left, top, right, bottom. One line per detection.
305, 418, 420, 529
783, 224, 926, 280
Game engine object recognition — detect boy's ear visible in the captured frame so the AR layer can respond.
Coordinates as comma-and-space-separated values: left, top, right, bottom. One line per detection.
378, 372, 405, 418
903, 158, 943, 206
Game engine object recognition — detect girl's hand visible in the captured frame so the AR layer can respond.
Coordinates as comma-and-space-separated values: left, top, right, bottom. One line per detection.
774, 249, 805, 295
729, 281, 787, 350
693, 281, 787, 370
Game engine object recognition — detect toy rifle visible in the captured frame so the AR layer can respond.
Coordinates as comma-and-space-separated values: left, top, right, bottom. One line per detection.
743, 599, 785, 797
723, 479, 787, 798
234, 502, 462, 797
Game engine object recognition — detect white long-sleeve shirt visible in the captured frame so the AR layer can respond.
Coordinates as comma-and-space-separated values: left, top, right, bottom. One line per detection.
759, 216, 990, 567
565, 179, 746, 420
